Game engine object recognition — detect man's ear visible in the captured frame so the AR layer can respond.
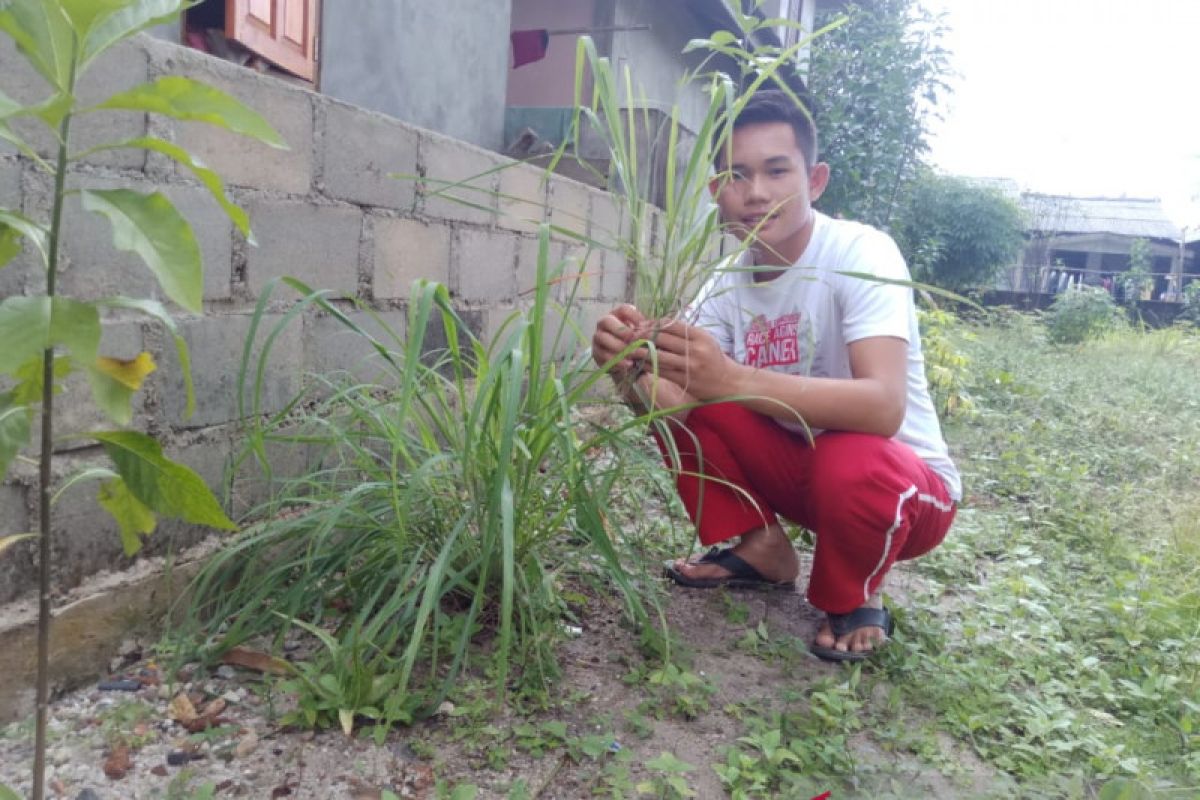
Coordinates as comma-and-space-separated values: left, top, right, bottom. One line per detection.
808, 162, 831, 201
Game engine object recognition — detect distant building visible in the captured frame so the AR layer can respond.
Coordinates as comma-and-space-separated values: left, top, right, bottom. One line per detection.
1003, 194, 1197, 301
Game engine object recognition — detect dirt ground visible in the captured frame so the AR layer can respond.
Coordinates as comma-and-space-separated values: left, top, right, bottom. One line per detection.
0, 559, 997, 800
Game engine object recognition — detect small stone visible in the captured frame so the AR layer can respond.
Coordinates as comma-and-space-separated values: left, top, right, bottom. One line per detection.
223, 690, 242, 705
75, 790, 101, 800
118, 638, 140, 657
157, 684, 172, 700
97, 679, 142, 692
216, 665, 238, 680
235, 731, 259, 758
166, 750, 192, 766
435, 701, 455, 716
151, 765, 169, 776
103, 745, 133, 779
51, 748, 71, 766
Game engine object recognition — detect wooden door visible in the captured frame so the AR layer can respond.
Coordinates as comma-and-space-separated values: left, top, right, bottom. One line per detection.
226, 0, 318, 81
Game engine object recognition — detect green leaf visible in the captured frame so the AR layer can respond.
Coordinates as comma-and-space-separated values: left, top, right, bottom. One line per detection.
96, 296, 195, 417
1097, 779, 1155, 800
0, 224, 20, 268
90, 430, 236, 530
87, 352, 156, 426
0, 0, 76, 90
50, 296, 101, 364
0, 296, 98, 375
97, 476, 157, 555
83, 0, 187, 70
449, 786, 478, 800
81, 188, 203, 312
97, 77, 287, 149
0, 208, 50, 265
29, 90, 74, 129
61, 0, 129, 41
86, 137, 253, 241
0, 391, 32, 480
11, 354, 72, 406
644, 751, 695, 774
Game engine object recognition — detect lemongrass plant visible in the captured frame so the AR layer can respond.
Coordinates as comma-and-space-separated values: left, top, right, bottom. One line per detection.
182, 230, 683, 735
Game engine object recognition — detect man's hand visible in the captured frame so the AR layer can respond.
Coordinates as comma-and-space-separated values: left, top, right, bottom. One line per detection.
636, 319, 743, 401
592, 304, 649, 373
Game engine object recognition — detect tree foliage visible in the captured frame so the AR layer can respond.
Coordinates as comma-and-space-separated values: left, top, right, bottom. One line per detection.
807, 0, 950, 229
894, 172, 1026, 290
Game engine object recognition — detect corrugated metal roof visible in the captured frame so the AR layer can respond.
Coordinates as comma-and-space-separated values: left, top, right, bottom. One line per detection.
1021, 195, 1185, 241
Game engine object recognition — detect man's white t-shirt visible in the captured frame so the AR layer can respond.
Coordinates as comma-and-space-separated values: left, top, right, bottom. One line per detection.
688, 210, 962, 501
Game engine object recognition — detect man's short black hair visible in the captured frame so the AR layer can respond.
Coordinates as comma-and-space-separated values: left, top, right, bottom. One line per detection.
715, 88, 819, 169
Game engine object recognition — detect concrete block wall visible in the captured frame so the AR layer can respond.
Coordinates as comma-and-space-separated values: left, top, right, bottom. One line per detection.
0, 34, 657, 606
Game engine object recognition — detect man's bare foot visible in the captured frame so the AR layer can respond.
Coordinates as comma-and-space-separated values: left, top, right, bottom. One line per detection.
813, 592, 889, 656
670, 524, 799, 584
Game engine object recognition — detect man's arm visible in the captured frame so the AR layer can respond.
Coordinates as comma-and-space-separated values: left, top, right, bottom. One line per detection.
638, 321, 907, 436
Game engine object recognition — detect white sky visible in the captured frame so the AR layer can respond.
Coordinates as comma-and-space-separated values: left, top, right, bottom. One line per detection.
921, 0, 1200, 226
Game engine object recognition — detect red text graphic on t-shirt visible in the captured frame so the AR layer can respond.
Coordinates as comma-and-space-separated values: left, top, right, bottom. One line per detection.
744, 312, 801, 368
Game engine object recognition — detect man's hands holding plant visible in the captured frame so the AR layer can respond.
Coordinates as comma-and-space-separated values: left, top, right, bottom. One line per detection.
592, 306, 743, 416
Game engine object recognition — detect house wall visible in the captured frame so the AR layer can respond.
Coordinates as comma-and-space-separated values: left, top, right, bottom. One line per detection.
0, 34, 643, 618
506, 0, 597, 107
319, 0, 514, 151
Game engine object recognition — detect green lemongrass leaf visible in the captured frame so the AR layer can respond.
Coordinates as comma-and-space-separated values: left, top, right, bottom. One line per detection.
51, 465, 118, 504
81, 188, 203, 312
0, 392, 32, 480
0, 88, 22, 119
0, 296, 98, 375
0, 208, 49, 265
0, 0, 76, 90
96, 296, 195, 418
0, 534, 37, 557
81, 0, 186, 68
83, 136, 252, 241
97, 476, 157, 555
90, 430, 235, 530
833, 270, 982, 310
96, 77, 286, 148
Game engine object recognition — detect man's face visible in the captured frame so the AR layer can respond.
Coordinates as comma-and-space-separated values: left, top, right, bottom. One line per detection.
711, 121, 830, 265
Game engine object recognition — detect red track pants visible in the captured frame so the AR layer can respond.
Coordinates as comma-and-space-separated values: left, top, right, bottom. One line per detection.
658, 402, 956, 614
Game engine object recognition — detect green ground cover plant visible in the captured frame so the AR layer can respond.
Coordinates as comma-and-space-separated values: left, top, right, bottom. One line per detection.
897, 317, 1200, 793
1045, 284, 1128, 344
708, 315, 1199, 798
0, 1, 280, 796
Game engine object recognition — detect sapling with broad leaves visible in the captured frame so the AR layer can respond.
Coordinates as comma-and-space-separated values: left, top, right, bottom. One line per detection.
0, 1, 283, 797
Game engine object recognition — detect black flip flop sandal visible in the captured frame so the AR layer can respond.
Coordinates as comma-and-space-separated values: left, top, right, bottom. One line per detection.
810, 606, 895, 662
663, 546, 796, 591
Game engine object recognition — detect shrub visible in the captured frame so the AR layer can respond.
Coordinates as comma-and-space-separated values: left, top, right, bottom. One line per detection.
1044, 285, 1127, 344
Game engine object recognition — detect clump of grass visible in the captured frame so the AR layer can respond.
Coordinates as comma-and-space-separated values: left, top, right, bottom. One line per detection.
1044, 285, 1127, 344
180, 233, 680, 730
879, 316, 1200, 793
